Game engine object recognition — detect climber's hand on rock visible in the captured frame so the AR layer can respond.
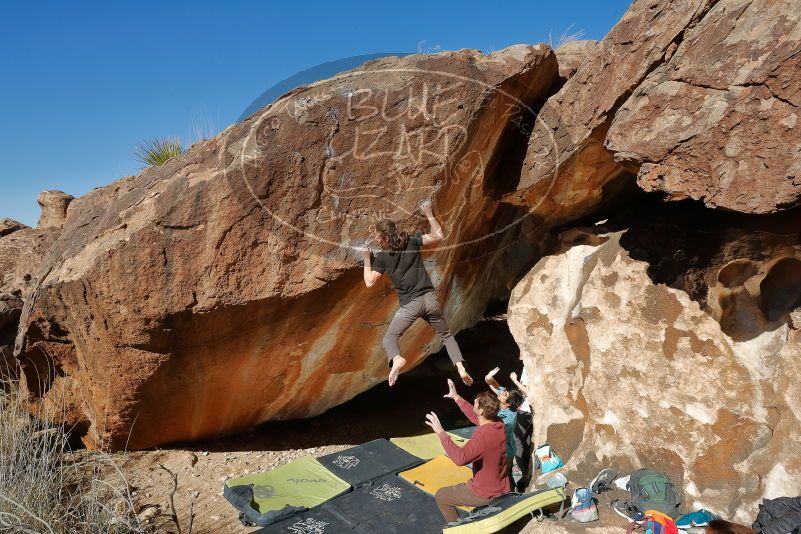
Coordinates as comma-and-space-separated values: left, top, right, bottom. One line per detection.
420, 199, 434, 217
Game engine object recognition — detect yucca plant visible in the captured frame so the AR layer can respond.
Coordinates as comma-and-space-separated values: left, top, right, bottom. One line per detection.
134, 138, 184, 167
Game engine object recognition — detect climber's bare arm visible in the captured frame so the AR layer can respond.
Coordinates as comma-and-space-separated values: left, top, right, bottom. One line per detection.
510, 371, 529, 396
484, 367, 502, 394
420, 201, 445, 245
362, 249, 382, 287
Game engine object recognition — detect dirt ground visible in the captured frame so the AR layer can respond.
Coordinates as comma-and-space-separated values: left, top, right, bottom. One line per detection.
119, 318, 632, 534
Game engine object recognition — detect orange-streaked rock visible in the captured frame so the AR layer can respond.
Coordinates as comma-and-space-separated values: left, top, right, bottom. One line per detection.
503, 0, 717, 221
15, 45, 559, 450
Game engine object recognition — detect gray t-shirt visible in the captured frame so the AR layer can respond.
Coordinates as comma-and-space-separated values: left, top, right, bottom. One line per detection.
373, 233, 435, 306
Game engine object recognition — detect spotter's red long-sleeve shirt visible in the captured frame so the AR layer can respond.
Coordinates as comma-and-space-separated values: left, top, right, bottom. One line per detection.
437, 396, 510, 499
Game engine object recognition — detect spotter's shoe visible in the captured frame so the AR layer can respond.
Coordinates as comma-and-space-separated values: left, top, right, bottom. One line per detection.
611, 500, 644, 523
589, 468, 619, 493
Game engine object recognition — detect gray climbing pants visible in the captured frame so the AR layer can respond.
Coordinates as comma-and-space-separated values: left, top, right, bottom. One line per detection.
383, 291, 464, 365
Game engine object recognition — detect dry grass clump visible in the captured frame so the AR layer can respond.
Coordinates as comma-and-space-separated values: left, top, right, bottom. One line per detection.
548, 24, 587, 47
0, 379, 149, 534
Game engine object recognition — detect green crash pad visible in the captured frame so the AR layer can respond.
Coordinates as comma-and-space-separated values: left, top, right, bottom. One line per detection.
224, 456, 351, 526
443, 487, 568, 533
390, 432, 468, 460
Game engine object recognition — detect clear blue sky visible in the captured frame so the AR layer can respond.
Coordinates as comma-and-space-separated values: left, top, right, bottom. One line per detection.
0, 1, 631, 226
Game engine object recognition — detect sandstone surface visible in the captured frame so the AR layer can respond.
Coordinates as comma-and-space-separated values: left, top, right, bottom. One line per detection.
509, 202, 801, 519
37, 190, 74, 229
553, 40, 596, 81
506, 0, 801, 220
607, 0, 801, 213
15, 46, 559, 449
0, 218, 26, 238
504, 0, 717, 220
1, 225, 58, 377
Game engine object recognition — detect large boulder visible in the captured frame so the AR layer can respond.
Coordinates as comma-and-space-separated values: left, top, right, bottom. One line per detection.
508, 201, 801, 520
37, 190, 74, 229
502, 0, 717, 220
607, 0, 801, 213
1, 222, 58, 378
15, 45, 560, 450
505, 0, 801, 221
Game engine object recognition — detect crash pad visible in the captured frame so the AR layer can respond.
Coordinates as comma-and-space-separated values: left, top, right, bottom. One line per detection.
253, 503, 356, 533
223, 455, 351, 527
317, 438, 422, 487
390, 432, 468, 460
447, 426, 476, 439
443, 487, 568, 533
254, 474, 447, 533
399, 455, 473, 497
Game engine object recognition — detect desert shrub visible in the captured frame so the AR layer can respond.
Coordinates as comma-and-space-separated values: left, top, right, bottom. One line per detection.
0, 380, 149, 534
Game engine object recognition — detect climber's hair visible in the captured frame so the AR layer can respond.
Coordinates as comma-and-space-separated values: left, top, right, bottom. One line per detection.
475, 391, 501, 421
375, 219, 409, 251
506, 389, 525, 411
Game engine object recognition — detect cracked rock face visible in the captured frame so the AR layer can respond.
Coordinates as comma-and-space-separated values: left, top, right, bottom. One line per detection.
1, 226, 57, 378
15, 46, 559, 450
508, 204, 801, 520
553, 40, 597, 82
506, 0, 801, 220
608, 0, 801, 213
503, 0, 717, 220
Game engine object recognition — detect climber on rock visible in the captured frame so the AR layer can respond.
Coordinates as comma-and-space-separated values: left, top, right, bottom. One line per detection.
361, 200, 473, 387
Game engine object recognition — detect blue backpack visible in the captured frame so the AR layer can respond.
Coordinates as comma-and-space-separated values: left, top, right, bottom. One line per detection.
534, 444, 563, 474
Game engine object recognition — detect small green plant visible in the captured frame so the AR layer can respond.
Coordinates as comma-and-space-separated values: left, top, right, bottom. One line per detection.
134, 138, 184, 168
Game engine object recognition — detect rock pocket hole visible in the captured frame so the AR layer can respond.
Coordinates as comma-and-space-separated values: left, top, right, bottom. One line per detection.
760, 257, 801, 323
717, 259, 758, 289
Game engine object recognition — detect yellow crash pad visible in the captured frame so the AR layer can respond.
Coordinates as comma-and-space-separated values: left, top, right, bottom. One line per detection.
399, 455, 473, 497
390, 432, 468, 460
